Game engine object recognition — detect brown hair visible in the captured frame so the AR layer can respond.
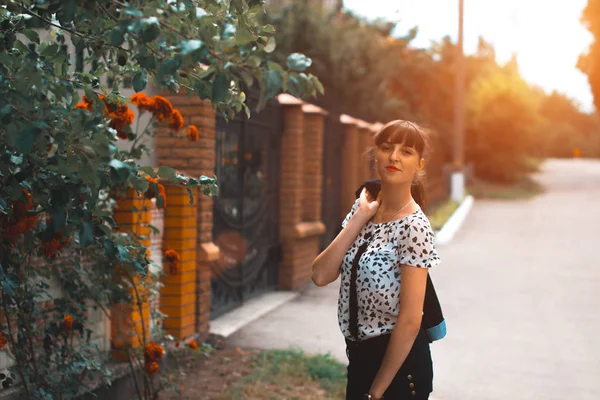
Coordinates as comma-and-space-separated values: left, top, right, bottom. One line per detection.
368, 120, 432, 212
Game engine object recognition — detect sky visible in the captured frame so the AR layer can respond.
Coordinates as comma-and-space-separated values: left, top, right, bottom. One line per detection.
343, 0, 595, 112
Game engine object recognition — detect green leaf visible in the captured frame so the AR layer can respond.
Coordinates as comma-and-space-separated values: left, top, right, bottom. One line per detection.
236, 27, 255, 45
186, 187, 195, 205
80, 222, 94, 247
109, 160, 131, 183
246, 55, 261, 68
157, 58, 181, 82
180, 40, 204, 55
137, 54, 156, 69
241, 71, 254, 88
13, 40, 28, 54
41, 43, 59, 58
287, 76, 302, 97
23, 29, 40, 44
157, 166, 178, 182
194, 80, 211, 100
141, 22, 160, 43
132, 70, 147, 92
260, 25, 276, 35
15, 127, 40, 153
138, 166, 156, 177
265, 69, 282, 99
212, 72, 230, 103
311, 76, 325, 95
0, 105, 13, 120
51, 207, 66, 232
110, 27, 125, 47
264, 36, 276, 53
286, 53, 312, 72
60, 0, 77, 23
156, 194, 165, 209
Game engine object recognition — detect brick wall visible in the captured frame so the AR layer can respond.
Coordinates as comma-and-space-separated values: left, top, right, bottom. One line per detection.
155, 90, 219, 338
110, 189, 151, 361
276, 96, 326, 290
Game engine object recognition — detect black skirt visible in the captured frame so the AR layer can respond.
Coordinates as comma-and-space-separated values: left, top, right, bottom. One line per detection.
345, 328, 433, 400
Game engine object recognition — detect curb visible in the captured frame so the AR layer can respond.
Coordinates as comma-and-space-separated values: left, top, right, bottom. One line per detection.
209, 291, 300, 338
435, 195, 474, 246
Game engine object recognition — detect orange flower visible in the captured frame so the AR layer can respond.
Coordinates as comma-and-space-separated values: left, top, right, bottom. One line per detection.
146, 361, 159, 375
75, 94, 108, 113
187, 340, 198, 350
130, 93, 155, 113
175, 340, 180, 348
75, 101, 90, 110
43, 238, 61, 258
179, 387, 184, 392
164, 249, 180, 276
62, 315, 73, 330
144, 176, 167, 206
168, 109, 184, 131
11, 189, 33, 218
151, 96, 174, 121
187, 125, 199, 142
0, 332, 8, 350
24, 215, 37, 231
144, 341, 165, 363
43, 232, 71, 258
107, 103, 135, 139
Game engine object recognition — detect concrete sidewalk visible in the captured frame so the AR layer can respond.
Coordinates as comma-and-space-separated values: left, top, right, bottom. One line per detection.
221, 159, 600, 400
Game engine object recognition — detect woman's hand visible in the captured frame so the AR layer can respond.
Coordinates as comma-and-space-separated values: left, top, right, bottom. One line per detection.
356, 187, 381, 221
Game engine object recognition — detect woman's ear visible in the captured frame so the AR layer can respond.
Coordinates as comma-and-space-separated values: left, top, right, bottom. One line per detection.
419, 158, 425, 170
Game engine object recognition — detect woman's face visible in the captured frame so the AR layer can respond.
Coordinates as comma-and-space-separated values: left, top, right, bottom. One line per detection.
375, 141, 424, 184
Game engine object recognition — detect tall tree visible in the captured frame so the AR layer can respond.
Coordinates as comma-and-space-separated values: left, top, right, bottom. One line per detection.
579, 0, 600, 111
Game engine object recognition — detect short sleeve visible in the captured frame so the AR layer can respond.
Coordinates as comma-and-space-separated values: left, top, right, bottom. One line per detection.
398, 215, 441, 269
341, 198, 360, 228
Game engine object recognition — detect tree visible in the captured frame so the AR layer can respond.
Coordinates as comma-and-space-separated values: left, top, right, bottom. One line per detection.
466, 64, 544, 182
0, 0, 321, 398
271, 2, 409, 122
579, 0, 600, 111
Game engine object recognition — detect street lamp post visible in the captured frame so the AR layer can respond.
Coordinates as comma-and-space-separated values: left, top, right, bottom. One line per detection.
452, 0, 465, 202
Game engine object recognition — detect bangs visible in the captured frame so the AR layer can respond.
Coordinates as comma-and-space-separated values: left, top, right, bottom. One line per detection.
375, 120, 425, 154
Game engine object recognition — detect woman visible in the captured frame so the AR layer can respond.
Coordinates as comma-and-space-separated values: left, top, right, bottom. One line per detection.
311, 120, 441, 400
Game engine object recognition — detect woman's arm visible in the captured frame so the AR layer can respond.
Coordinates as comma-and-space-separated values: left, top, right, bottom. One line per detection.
311, 209, 370, 286
368, 265, 429, 398
311, 188, 380, 287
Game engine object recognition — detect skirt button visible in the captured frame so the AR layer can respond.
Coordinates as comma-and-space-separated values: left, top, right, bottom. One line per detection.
407, 374, 413, 380
411, 390, 417, 396
409, 383, 415, 388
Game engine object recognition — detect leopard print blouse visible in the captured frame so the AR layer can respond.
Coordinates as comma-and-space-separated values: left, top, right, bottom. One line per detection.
338, 198, 441, 341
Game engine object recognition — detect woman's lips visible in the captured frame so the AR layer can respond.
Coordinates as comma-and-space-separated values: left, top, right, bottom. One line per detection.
385, 166, 400, 172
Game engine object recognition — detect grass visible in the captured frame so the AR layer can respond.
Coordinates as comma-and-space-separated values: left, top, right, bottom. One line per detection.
220, 348, 347, 400
427, 200, 460, 231
467, 175, 544, 200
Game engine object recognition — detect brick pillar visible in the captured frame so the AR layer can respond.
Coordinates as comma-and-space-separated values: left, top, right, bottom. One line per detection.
340, 115, 360, 223
358, 123, 373, 184
370, 123, 383, 179
111, 189, 151, 361
160, 185, 197, 339
277, 96, 304, 289
156, 89, 219, 336
301, 105, 327, 222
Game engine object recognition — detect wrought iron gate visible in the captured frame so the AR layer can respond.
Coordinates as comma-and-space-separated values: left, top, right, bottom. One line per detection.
210, 97, 283, 319
320, 113, 344, 251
